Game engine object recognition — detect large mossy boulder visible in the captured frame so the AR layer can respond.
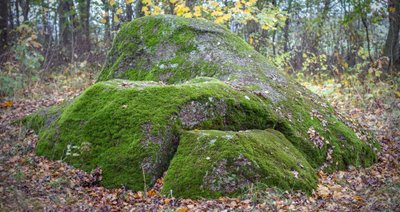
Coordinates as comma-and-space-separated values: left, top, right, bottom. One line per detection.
164, 129, 316, 199
26, 15, 379, 199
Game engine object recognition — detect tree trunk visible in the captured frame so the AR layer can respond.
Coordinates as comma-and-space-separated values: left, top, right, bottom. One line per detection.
383, 0, 400, 71
21, 0, 30, 22
101, 0, 111, 46
312, 0, 331, 53
134, 0, 144, 18
69, 0, 79, 60
41, 0, 51, 44
78, 0, 91, 53
15, 0, 20, 26
8, 0, 14, 29
126, 1, 133, 21
283, 0, 292, 52
185, 0, 196, 10
111, 4, 115, 33
58, 0, 72, 46
361, 16, 372, 61
0, 0, 8, 57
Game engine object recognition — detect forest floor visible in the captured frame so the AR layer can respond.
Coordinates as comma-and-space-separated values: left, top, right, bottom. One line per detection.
0, 71, 399, 211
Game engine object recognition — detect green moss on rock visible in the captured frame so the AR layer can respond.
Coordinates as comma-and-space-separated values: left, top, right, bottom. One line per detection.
97, 15, 378, 172
98, 15, 283, 98
33, 78, 279, 190
21, 101, 69, 132
162, 129, 317, 199
26, 15, 379, 199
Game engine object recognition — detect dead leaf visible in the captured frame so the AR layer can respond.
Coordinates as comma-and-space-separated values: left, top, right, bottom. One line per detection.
176, 207, 189, 212
317, 184, 330, 198
353, 195, 365, 202
147, 189, 157, 197
332, 191, 343, 200
1, 101, 13, 108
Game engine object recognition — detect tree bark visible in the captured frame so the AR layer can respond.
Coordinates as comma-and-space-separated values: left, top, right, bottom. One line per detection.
283, 0, 292, 52
101, 0, 111, 46
185, 0, 196, 10
21, 0, 30, 22
15, 0, 20, 26
361, 16, 372, 61
78, 0, 91, 53
86, 0, 90, 50
126, 1, 133, 21
0, 0, 9, 57
58, 0, 72, 46
383, 0, 400, 71
8, 0, 14, 29
41, 0, 50, 44
312, 0, 331, 53
134, 0, 144, 18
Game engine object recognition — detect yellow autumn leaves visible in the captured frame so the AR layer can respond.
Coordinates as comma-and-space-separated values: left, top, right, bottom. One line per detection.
100, 0, 134, 24
99, 0, 286, 31
166, 0, 255, 24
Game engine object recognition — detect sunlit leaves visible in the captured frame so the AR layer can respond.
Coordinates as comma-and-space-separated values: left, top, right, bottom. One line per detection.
99, 18, 107, 24
175, 4, 191, 17
152, 6, 163, 15
108, 0, 116, 6
116, 8, 123, 15
113, 15, 120, 23
193, 6, 202, 17
139, 0, 286, 28
215, 13, 231, 24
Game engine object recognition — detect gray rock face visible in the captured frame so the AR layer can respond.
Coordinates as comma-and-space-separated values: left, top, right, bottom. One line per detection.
98, 15, 288, 103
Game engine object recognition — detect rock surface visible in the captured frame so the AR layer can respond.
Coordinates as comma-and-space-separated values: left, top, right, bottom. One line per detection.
25, 15, 379, 198
163, 129, 316, 198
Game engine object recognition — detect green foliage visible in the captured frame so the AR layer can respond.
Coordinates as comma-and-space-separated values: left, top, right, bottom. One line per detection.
13, 24, 44, 73
0, 24, 44, 99
301, 52, 328, 74
266, 51, 292, 72
0, 71, 23, 98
